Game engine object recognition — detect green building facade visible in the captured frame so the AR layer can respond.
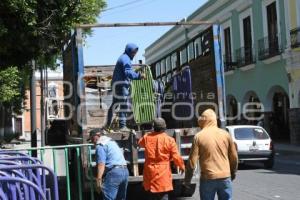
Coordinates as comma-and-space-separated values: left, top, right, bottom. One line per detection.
145, 0, 300, 144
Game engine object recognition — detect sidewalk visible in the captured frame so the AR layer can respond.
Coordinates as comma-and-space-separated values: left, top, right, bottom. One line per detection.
275, 143, 300, 155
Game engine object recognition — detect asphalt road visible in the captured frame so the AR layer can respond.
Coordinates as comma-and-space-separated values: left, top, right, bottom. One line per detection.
232, 152, 300, 200
174, 151, 300, 200
8, 142, 300, 200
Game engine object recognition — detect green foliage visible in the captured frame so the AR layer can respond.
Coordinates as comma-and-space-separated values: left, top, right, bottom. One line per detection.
0, 0, 106, 68
0, 67, 22, 103
0, 0, 106, 112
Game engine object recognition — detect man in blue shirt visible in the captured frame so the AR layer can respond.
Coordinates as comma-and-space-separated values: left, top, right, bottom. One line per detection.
89, 128, 129, 200
104, 43, 144, 132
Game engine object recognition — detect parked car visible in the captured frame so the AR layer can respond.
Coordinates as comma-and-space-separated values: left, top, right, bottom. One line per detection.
226, 125, 274, 169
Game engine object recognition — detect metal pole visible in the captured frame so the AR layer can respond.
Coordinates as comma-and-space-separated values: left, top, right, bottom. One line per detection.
40, 65, 45, 146
85, 64, 148, 68
44, 66, 48, 126
64, 148, 71, 200
76, 28, 87, 137
30, 60, 37, 156
76, 20, 215, 29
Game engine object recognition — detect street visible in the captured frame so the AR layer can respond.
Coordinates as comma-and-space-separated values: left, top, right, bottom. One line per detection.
174, 151, 300, 200
233, 152, 300, 200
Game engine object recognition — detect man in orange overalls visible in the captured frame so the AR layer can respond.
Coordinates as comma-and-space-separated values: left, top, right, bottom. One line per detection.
138, 118, 185, 200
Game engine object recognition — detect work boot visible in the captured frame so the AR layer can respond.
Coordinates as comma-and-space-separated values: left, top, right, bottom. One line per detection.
119, 127, 131, 132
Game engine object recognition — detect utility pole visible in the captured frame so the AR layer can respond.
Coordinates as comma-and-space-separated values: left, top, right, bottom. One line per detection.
40, 65, 45, 146
30, 60, 37, 156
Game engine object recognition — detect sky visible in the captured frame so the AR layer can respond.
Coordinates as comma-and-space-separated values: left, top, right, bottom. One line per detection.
83, 0, 207, 66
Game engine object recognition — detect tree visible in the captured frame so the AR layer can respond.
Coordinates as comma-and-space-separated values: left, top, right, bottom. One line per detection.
0, 67, 22, 103
0, 0, 106, 113
0, 0, 106, 68
0, 66, 25, 142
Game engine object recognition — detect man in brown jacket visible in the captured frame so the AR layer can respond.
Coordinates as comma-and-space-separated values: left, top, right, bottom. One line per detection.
184, 109, 238, 200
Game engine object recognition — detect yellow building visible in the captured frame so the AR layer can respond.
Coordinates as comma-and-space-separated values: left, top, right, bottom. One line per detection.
285, 0, 300, 144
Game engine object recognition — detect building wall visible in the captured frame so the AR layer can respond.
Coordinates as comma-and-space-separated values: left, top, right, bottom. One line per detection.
225, 0, 289, 110
286, 0, 300, 144
146, 0, 290, 109
22, 77, 64, 140
225, 60, 288, 111
145, 0, 299, 143
289, 0, 299, 29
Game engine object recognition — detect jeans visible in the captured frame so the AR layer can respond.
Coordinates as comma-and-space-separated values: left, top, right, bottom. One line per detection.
102, 168, 129, 200
106, 86, 129, 128
145, 191, 169, 200
200, 178, 232, 200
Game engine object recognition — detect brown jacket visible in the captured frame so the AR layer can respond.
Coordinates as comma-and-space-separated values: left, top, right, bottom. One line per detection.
185, 109, 238, 181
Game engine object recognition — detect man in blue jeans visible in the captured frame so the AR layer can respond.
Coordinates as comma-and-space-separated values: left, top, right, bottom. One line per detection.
183, 109, 238, 200
105, 43, 144, 132
89, 128, 129, 200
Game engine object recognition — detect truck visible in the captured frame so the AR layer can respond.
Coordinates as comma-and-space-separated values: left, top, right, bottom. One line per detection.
46, 22, 226, 199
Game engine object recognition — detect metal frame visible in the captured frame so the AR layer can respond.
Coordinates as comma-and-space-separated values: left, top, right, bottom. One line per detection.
76, 21, 215, 29
57, 21, 223, 199
72, 20, 217, 137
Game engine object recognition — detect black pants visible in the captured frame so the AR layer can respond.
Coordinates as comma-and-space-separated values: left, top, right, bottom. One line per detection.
145, 191, 169, 200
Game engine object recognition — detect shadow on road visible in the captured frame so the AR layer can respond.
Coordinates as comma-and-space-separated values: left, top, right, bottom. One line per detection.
237, 160, 300, 176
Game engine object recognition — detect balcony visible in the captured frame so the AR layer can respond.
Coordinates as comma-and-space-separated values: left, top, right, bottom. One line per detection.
223, 54, 236, 72
258, 35, 282, 60
236, 46, 256, 67
291, 27, 300, 49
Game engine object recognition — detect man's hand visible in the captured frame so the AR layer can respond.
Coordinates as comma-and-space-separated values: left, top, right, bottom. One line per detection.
95, 178, 103, 194
179, 168, 185, 175
182, 181, 191, 189
181, 180, 192, 197
231, 173, 236, 181
135, 67, 142, 72
140, 73, 146, 80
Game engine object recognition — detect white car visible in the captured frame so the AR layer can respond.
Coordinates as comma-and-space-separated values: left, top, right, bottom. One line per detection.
226, 125, 274, 169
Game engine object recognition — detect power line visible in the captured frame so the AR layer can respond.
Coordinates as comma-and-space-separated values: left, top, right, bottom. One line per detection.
102, 0, 146, 12
100, 0, 158, 17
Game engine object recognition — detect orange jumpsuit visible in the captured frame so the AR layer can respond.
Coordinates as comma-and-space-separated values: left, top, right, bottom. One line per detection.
138, 132, 185, 193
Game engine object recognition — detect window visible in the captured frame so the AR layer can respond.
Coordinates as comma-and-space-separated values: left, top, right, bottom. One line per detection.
243, 16, 252, 49
171, 53, 177, 70
162, 75, 167, 83
188, 42, 195, 61
166, 56, 171, 73
180, 47, 187, 65
194, 37, 202, 57
48, 84, 57, 98
201, 31, 211, 56
266, 2, 279, 53
234, 128, 269, 140
243, 16, 253, 63
259, 1, 280, 59
267, 2, 278, 39
155, 62, 161, 78
161, 59, 166, 75
224, 27, 232, 62
167, 73, 172, 82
